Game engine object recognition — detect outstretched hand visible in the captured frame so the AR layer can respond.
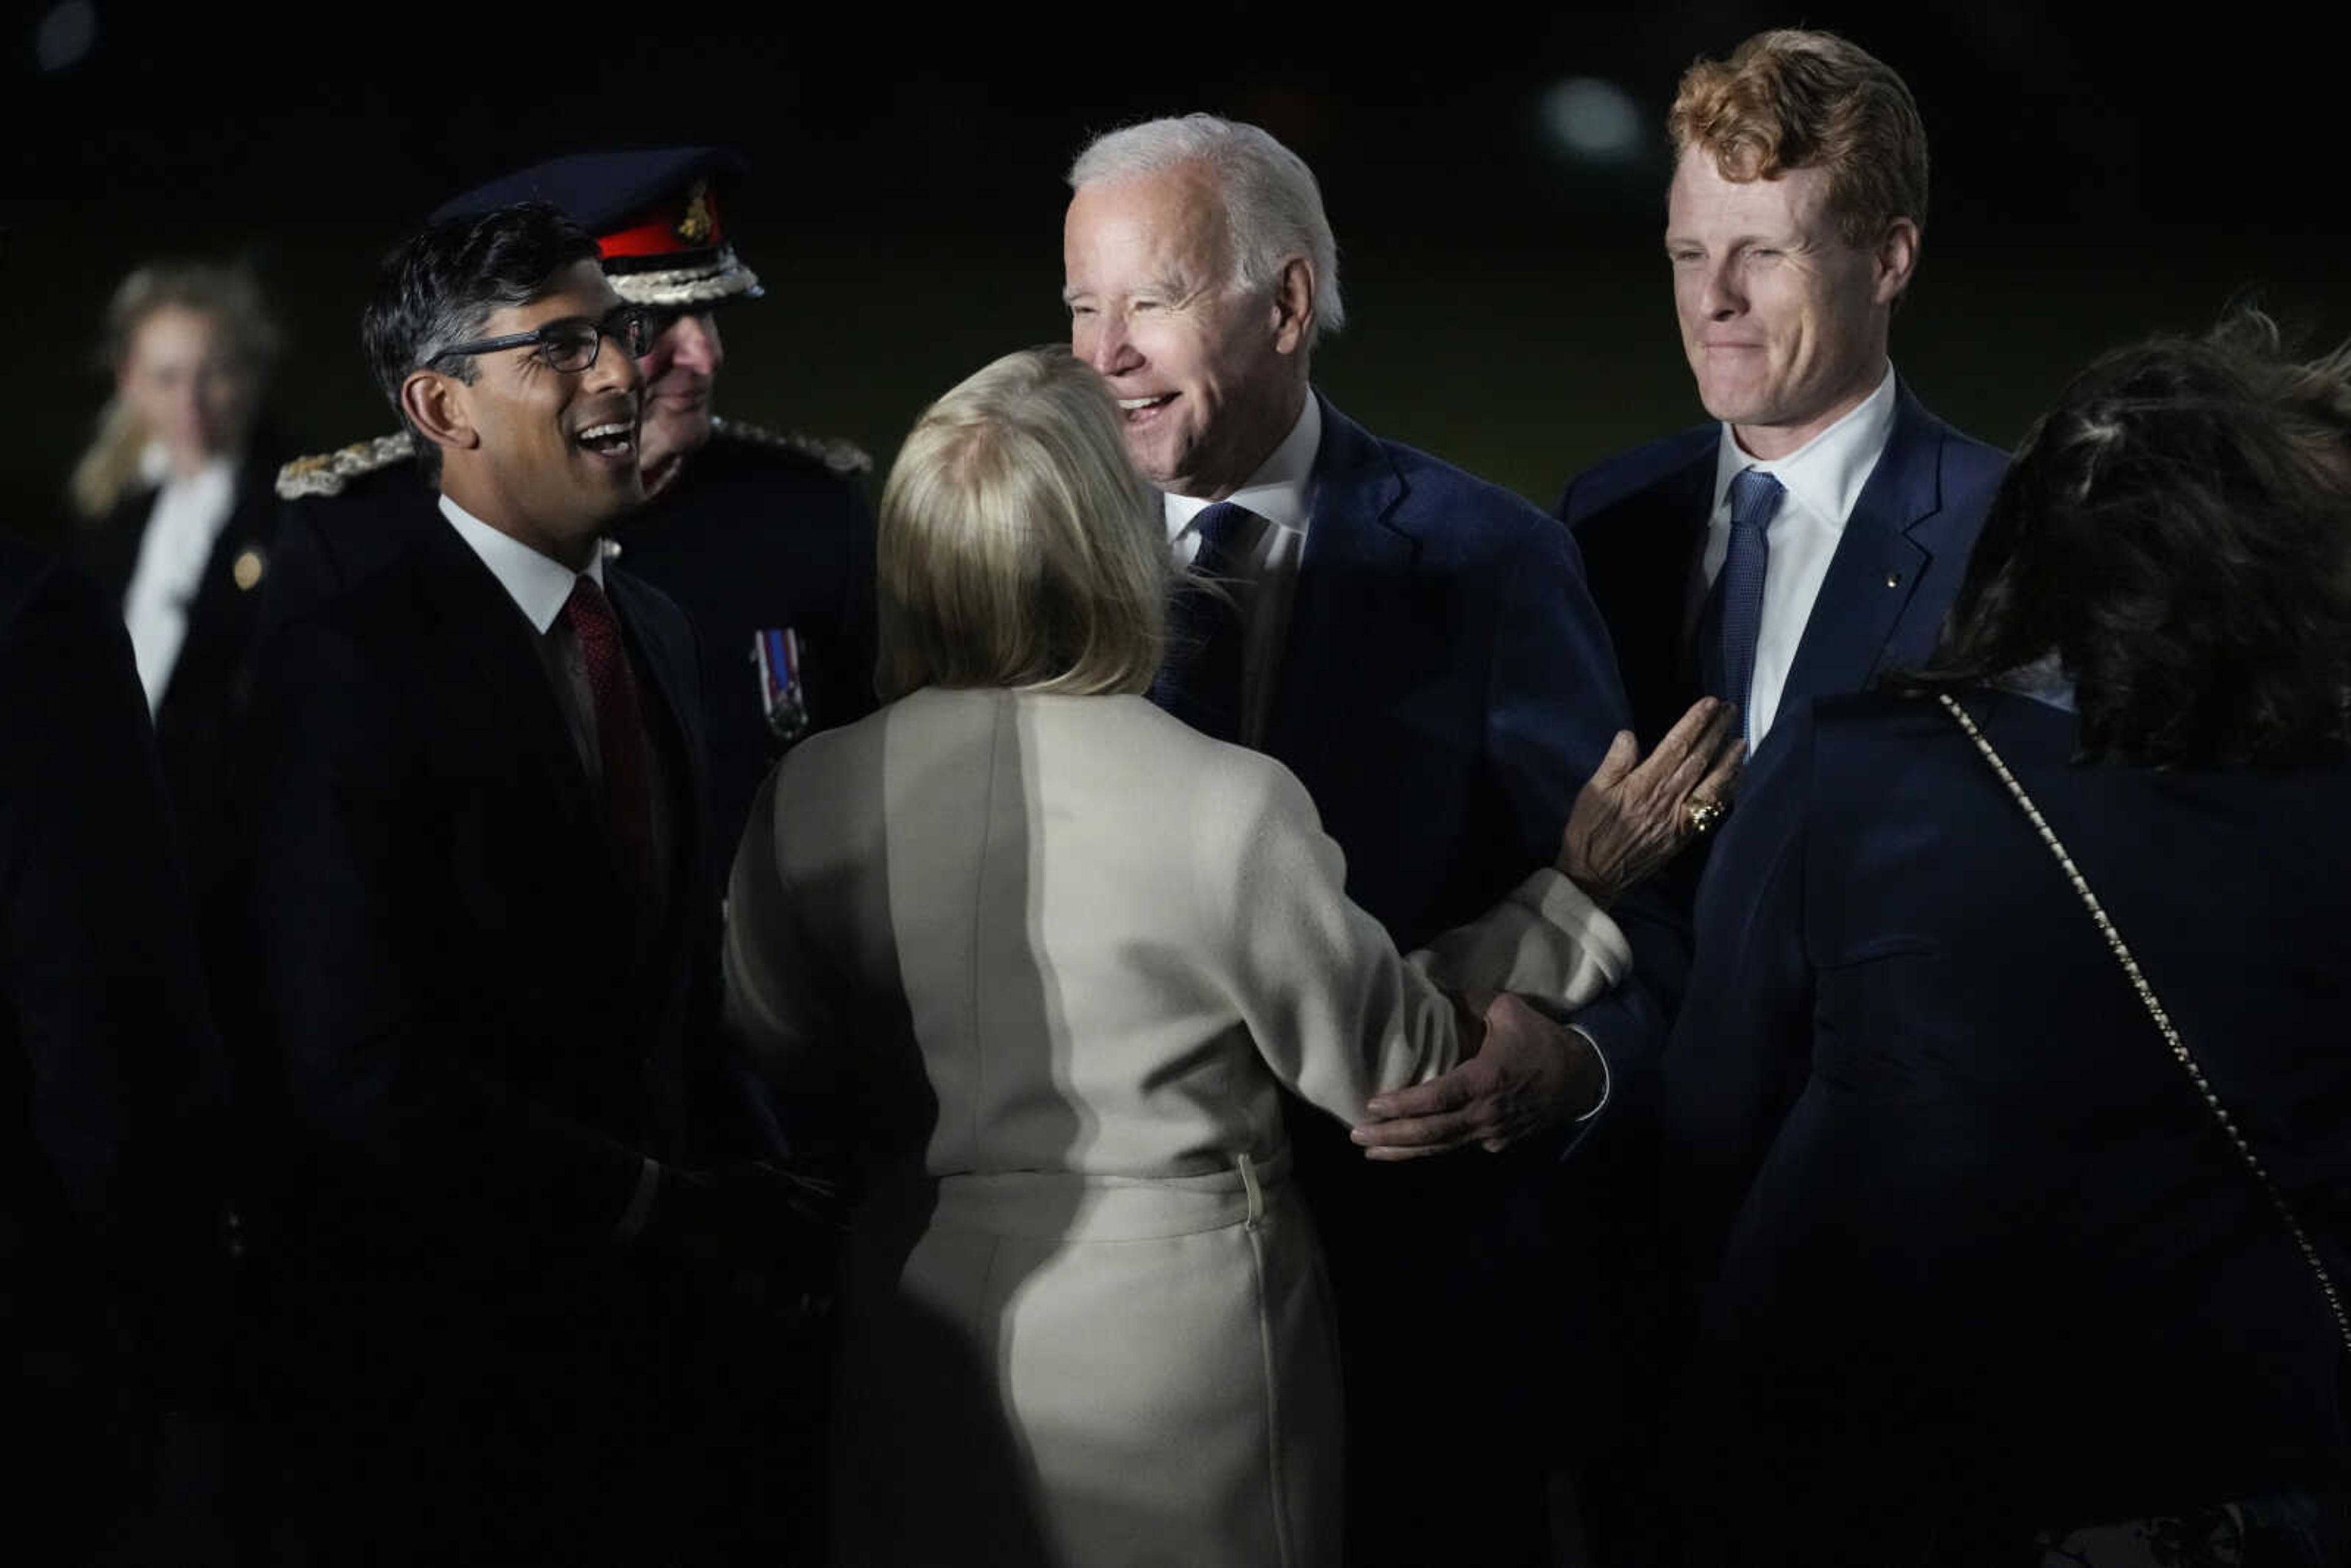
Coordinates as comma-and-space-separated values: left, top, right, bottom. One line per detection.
1557, 697, 1744, 904
1349, 992, 1605, 1159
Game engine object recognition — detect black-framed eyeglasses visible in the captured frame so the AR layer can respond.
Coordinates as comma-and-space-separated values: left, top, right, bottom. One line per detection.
426, 306, 657, 373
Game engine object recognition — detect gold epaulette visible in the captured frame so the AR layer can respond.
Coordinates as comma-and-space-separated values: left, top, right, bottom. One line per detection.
276, 433, 417, 500
711, 416, 872, 478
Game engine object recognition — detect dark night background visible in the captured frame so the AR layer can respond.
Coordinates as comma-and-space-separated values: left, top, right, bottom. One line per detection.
6, 2, 2341, 533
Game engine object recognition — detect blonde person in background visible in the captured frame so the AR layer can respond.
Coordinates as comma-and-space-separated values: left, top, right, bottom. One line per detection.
67, 262, 286, 916
722, 345, 1733, 1567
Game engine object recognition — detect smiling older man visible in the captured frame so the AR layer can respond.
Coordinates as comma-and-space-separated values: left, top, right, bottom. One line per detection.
1063, 114, 1661, 1566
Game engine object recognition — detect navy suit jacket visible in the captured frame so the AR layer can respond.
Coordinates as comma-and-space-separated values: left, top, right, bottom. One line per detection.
242, 500, 722, 1283
1566, 381, 2005, 755
1269, 395, 1652, 1564
1563, 383, 2004, 1018
1270, 394, 1655, 1052
1662, 690, 2351, 1546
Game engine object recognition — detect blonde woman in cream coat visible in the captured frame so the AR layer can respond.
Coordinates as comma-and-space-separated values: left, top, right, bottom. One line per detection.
724, 348, 1731, 1568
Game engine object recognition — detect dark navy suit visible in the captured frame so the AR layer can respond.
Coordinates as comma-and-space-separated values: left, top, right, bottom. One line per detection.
239, 498, 740, 1562
1270, 394, 1646, 1566
1662, 689, 2351, 1559
1274, 394, 1633, 950
1555, 383, 2004, 1561
1568, 381, 2004, 765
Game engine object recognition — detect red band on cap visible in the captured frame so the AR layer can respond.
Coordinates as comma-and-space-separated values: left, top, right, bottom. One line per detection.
596, 184, 727, 260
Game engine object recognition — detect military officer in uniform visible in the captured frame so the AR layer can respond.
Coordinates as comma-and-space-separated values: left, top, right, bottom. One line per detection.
274, 148, 877, 882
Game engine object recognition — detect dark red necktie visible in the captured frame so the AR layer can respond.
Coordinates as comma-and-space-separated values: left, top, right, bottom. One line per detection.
560, 574, 658, 898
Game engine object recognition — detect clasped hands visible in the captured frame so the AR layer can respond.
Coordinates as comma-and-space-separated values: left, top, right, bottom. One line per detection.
1350, 697, 1742, 1160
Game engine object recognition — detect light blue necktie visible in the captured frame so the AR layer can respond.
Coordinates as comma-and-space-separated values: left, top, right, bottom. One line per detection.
1705, 468, 1784, 741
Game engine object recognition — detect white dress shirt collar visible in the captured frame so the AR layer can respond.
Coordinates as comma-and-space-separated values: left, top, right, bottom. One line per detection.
121, 445, 241, 711
1695, 363, 1900, 749
1163, 393, 1322, 539
1709, 361, 1899, 523
438, 493, 606, 633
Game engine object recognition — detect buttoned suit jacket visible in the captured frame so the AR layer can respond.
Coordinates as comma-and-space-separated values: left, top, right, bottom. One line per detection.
241, 495, 719, 1290
1270, 394, 1635, 953
1263, 394, 1652, 1564
1567, 381, 2006, 759
1563, 382, 2006, 1012
236, 492, 738, 1558
1544, 385, 2006, 1566
267, 429, 878, 904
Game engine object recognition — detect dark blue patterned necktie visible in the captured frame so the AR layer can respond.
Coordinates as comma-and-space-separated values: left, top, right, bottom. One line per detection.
1149, 501, 1253, 744
1704, 468, 1784, 742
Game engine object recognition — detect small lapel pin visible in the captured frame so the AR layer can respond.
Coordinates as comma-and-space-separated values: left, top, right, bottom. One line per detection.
1884, 569, 1902, 588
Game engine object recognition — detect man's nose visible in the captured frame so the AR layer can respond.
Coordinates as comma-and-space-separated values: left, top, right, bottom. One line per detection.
669, 313, 721, 375
590, 328, 644, 393
1079, 312, 1142, 377
1700, 258, 1743, 319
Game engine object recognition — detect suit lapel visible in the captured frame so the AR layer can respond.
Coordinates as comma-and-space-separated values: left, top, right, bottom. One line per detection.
406, 511, 605, 851
1779, 384, 1943, 711
167, 459, 277, 701
1262, 396, 1420, 778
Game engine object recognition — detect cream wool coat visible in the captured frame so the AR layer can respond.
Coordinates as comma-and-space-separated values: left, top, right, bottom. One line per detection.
724, 688, 1629, 1568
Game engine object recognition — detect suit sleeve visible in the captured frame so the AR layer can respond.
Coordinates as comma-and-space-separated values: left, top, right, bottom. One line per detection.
246, 617, 648, 1248
1204, 755, 1627, 1127
1409, 867, 1630, 1004
1657, 702, 1820, 1297
1485, 508, 1676, 1103
0, 556, 230, 1402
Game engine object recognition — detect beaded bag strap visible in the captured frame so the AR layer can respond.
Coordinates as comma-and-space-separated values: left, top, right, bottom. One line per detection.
1938, 692, 2351, 1356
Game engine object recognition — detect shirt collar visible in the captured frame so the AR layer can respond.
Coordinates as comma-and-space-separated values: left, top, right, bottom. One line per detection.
1164, 392, 1322, 539
1711, 361, 1899, 524
438, 492, 605, 634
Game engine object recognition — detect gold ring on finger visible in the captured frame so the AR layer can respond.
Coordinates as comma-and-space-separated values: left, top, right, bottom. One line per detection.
1684, 797, 1726, 836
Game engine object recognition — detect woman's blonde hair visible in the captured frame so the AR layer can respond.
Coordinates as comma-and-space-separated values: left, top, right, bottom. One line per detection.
69, 260, 279, 520
876, 346, 1169, 701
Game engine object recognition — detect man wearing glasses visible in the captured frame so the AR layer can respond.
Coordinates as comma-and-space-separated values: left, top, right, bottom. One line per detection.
238, 201, 832, 1562
276, 148, 877, 891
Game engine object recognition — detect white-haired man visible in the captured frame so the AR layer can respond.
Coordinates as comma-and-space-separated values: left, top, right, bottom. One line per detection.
1063, 113, 1667, 1566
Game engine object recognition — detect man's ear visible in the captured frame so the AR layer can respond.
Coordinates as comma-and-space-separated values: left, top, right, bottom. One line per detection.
1873, 217, 1921, 307
400, 369, 479, 456
1270, 256, 1316, 357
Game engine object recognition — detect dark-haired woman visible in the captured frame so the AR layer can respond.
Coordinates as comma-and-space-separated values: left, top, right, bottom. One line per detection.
1659, 317, 2351, 1566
